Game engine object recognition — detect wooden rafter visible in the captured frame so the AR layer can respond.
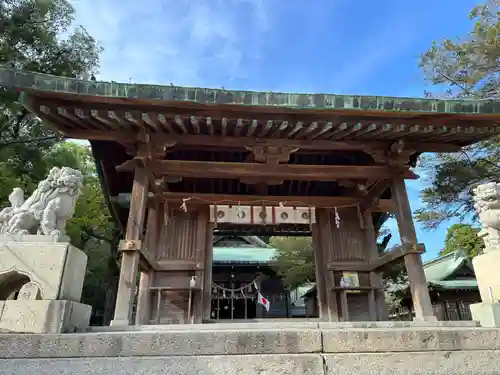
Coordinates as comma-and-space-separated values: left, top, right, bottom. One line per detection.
116, 159, 419, 181
62, 130, 461, 153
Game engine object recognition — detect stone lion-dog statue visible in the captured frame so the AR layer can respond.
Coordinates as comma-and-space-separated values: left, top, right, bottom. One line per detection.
473, 182, 500, 252
0, 166, 83, 239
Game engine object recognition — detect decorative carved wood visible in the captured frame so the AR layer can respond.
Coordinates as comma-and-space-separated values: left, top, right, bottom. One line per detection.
367, 140, 416, 167
241, 145, 298, 185
244, 145, 298, 164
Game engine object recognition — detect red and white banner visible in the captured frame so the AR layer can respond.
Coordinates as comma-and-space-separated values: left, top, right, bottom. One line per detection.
257, 291, 270, 312
253, 281, 271, 312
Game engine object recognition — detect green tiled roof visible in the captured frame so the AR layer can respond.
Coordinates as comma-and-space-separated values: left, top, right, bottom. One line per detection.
423, 251, 477, 290
428, 280, 478, 290
212, 247, 276, 263
424, 251, 472, 281
2, 68, 500, 114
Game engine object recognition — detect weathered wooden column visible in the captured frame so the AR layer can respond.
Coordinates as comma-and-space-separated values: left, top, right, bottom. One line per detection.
311, 223, 329, 320
315, 208, 339, 322
362, 209, 389, 320
193, 207, 209, 323
202, 222, 214, 321
111, 167, 149, 326
135, 203, 161, 325
391, 176, 435, 321
135, 271, 151, 325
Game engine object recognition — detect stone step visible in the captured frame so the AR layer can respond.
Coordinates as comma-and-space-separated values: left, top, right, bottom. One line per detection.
89, 320, 479, 332
2, 351, 500, 375
0, 325, 498, 358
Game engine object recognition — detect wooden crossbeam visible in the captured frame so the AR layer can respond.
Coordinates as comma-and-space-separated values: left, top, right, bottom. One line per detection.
371, 243, 426, 271
116, 159, 419, 181
155, 192, 396, 212
63, 130, 462, 153
359, 180, 392, 211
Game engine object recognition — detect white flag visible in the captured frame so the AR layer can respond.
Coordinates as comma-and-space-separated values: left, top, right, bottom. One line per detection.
257, 291, 270, 312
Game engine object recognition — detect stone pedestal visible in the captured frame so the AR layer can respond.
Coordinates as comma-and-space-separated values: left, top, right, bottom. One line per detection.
472, 251, 500, 303
470, 251, 500, 327
470, 302, 500, 327
0, 300, 91, 333
0, 236, 91, 333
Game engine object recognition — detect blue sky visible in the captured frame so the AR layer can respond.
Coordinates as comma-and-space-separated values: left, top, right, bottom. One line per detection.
70, 0, 479, 260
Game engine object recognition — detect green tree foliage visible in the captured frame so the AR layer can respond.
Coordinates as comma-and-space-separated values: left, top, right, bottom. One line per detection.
0, 0, 102, 200
0, 2, 109, 319
271, 237, 314, 289
0, 0, 101, 77
271, 230, 394, 289
416, 0, 500, 229
440, 223, 485, 258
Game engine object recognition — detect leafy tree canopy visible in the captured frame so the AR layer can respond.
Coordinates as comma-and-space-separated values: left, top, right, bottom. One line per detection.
416, 0, 500, 229
271, 237, 314, 289
271, 229, 394, 289
440, 223, 485, 258
0, 1, 108, 319
0, 0, 103, 199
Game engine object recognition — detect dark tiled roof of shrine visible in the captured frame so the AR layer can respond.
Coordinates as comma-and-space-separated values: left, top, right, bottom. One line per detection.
1, 68, 500, 147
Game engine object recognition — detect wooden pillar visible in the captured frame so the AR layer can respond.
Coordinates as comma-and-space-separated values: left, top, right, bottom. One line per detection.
362, 209, 389, 321
316, 208, 339, 322
391, 176, 436, 321
202, 222, 214, 321
311, 223, 329, 320
111, 167, 149, 326
193, 208, 209, 323
135, 270, 152, 325
134, 204, 161, 325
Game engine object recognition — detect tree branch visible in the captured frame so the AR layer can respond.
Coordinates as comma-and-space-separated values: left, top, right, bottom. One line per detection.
0, 135, 59, 146
83, 228, 113, 244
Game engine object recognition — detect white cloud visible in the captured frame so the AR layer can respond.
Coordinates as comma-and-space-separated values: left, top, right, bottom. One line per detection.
69, 0, 271, 86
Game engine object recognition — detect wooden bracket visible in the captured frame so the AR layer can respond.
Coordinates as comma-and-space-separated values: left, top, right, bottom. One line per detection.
241, 145, 297, 185
137, 130, 176, 158
359, 179, 391, 212
118, 239, 142, 252
244, 145, 298, 164
367, 140, 416, 167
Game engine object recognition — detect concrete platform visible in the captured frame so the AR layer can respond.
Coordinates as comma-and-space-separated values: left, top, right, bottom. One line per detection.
86, 320, 479, 332
0, 323, 498, 374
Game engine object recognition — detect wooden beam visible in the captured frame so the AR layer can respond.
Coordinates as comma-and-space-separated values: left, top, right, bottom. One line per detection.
116, 159, 419, 181
327, 261, 372, 272
155, 192, 396, 212
359, 180, 391, 211
371, 243, 425, 271
63, 130, 462, 153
